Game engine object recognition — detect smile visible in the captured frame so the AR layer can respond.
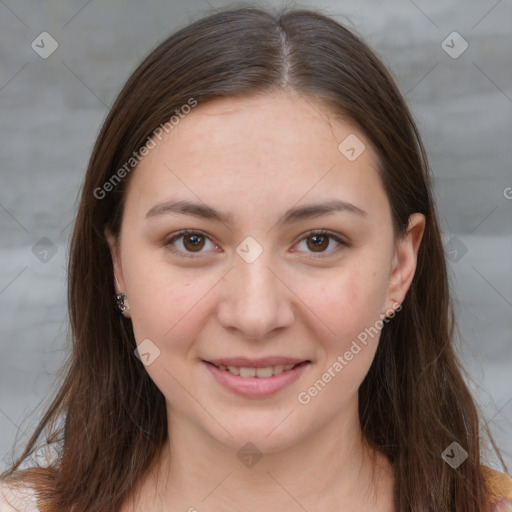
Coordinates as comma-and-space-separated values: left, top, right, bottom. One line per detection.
203, 360, 311, 398
209, 362, 302, 378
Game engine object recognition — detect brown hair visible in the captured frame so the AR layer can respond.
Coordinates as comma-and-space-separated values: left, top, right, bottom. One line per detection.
1, 6, 507, 511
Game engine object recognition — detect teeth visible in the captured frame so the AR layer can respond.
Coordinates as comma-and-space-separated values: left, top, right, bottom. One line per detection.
214, 363, 303, 377
227, 365, 240, 376
239, 367, 256, 377
256, 367, 273, 378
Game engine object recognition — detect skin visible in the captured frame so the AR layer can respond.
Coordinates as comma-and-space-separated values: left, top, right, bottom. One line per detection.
106, 89, 425, 512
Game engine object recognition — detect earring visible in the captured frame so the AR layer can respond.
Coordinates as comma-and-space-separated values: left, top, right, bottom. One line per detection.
389, 298, 402, 315
115, 293, 130, 312
382, 298, 401, 319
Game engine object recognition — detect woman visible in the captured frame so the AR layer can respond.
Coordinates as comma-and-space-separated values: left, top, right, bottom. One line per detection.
1, 6, 510, 512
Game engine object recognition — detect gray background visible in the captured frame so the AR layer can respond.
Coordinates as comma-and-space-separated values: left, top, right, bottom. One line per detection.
1, 0, 511, 472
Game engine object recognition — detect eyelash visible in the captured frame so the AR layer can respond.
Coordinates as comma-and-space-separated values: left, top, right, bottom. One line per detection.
164, 229, 348, 260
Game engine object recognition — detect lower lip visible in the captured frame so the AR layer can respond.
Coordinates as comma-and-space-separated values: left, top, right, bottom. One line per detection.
203, 361, 310, 398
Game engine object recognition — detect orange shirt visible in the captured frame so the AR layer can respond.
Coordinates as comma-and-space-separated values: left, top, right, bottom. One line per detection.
483, 465, 512, 511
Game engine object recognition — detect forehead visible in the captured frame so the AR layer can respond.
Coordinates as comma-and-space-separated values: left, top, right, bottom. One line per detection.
125, 91, 385, 219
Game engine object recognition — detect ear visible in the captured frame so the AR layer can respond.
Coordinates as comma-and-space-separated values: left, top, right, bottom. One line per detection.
105, 227, 130, 317
387, 213, 425, 307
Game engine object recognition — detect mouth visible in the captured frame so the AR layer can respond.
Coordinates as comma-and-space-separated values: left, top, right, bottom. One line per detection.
202, 358, 311, 398
203, 360, 309, 378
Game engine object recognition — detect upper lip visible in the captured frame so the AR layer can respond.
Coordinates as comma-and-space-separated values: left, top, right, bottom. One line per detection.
204, 357, 310, 368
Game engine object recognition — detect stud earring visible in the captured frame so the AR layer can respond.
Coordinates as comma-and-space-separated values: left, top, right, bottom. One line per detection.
114, 293, 130, 312
390, 297, 402, 309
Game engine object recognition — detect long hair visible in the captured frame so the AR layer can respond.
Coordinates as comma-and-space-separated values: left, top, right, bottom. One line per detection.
1, 6, 506, 511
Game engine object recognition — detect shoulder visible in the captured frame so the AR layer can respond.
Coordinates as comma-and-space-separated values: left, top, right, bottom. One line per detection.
482, 465, 512, 511
0, 480, 40, 512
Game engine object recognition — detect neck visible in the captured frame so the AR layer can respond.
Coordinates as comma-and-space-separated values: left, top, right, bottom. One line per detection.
129, 399, 394, 512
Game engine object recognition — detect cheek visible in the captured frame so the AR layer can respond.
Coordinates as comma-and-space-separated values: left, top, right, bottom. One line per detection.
123, 256, 228, 362
296, 269, 389, 412
303, 262, 389, 347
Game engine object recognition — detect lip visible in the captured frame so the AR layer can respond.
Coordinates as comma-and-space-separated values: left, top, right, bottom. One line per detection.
203, 360, 311, 398
204, 356, 308, 368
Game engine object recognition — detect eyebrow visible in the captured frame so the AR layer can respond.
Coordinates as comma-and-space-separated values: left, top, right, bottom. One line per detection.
145, 199, 367, 224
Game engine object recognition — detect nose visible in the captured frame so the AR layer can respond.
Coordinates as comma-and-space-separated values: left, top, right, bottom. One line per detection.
217, 255, 295, 340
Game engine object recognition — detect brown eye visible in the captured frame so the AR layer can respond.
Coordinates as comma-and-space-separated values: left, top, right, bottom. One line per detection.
165, 230, 218, 258
182, 233, 206, 252
294, 230, 346, 257
306, 234, 330, 252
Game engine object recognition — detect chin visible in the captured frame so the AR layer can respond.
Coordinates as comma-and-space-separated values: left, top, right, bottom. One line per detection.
209, 419, 304, 455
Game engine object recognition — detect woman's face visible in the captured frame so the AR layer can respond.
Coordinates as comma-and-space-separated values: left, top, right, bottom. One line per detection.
107, 91, 424, 453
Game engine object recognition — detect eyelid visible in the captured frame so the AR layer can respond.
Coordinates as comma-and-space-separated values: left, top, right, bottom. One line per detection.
164, 229, 349, 259
291, 229, 348, 258
163, 229, 220, 259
